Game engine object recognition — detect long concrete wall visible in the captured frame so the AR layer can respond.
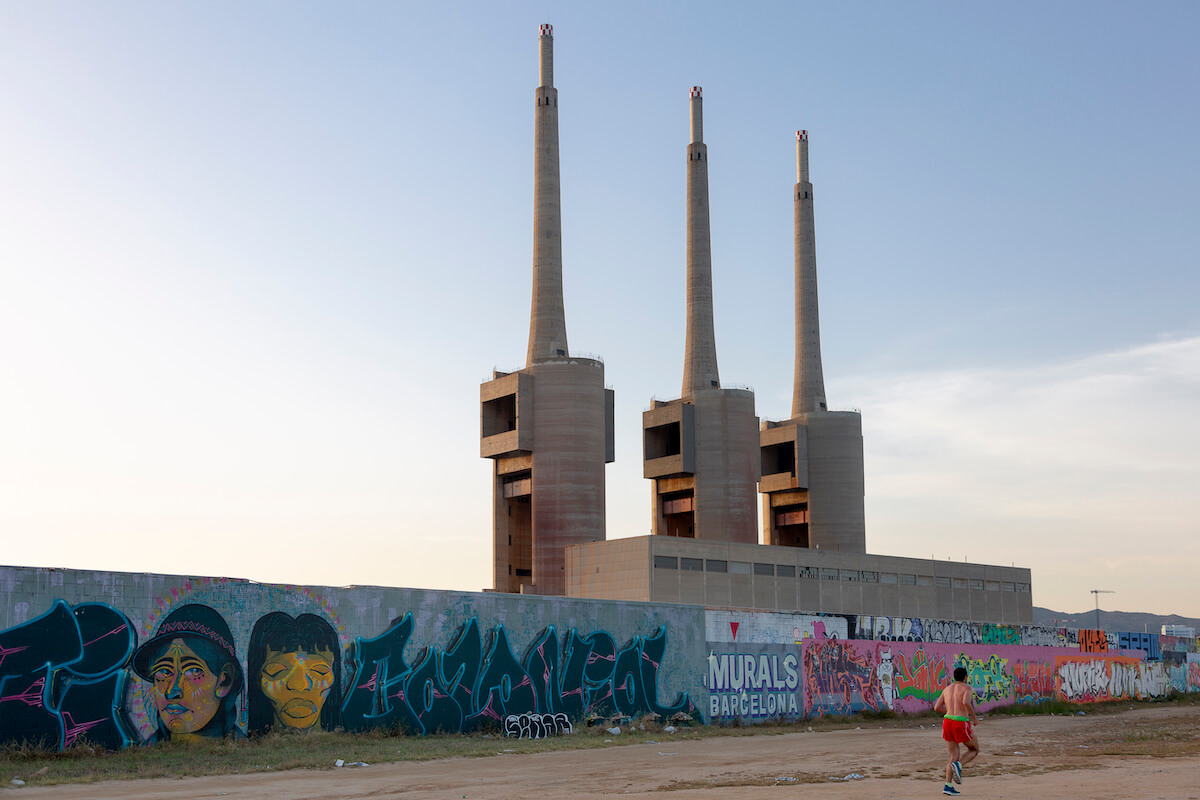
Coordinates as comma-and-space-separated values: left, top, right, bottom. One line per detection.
1, 564, 1196, 748
0, 566, 705, 749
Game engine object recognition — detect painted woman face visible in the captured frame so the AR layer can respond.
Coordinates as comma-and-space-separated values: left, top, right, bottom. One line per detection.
260, 647, 335, 730
150, 637, 232, 736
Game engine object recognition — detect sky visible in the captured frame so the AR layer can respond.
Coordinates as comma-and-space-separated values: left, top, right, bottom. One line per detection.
2, 2, 1197, 618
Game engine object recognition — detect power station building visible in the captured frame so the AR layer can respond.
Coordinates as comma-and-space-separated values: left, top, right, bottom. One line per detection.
484, 26, 1032, 624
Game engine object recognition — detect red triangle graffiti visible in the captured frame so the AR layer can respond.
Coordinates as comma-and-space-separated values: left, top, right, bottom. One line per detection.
730, 622, 739, 640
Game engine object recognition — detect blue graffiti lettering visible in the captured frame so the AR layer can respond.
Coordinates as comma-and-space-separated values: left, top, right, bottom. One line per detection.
0, 601, 136, 750
339, 619, 695, 734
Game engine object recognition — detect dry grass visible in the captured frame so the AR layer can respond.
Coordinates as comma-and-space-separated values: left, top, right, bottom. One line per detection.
3, 721, 750, 787
3, 697, 1198, 788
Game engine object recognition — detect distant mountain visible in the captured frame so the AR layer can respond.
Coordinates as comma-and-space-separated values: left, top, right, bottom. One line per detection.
1033, 606, 1200, 634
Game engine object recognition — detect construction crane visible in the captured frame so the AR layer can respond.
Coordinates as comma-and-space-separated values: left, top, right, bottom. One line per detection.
1091, 589, 1115, 630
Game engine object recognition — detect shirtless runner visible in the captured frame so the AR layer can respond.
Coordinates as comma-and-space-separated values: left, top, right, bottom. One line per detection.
933, 666, 979, 796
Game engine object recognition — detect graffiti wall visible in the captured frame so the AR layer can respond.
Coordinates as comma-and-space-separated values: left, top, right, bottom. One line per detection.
4, 566, 1196, 742
703, 609, 1183, 724
800, 639, 1166, 718
0, 566, 706, 749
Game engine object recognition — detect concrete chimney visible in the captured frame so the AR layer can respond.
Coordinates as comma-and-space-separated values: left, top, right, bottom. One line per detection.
760, 129, 864, 554
644, 87, 758, 545
527, 23, 568, 365
483, 25, 615, 597
792, 130, 827, 416
682, 87, 720, 399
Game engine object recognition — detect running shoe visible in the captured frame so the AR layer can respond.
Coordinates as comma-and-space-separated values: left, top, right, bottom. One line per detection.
951, 760, 962, 784
943, 785, 960, 796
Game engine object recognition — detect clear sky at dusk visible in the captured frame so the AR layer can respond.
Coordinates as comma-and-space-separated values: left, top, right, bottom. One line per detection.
2, 2, 1197, 618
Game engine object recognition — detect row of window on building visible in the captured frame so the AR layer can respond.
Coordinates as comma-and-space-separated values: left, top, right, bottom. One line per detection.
652, 556, 1030, 592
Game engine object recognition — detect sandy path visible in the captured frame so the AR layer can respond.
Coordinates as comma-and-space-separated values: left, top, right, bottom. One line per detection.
11, 705, 1200, 800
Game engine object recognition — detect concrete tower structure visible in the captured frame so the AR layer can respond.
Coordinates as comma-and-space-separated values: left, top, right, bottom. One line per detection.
642, 87, 760, 544
760, 131, 866, 553
480, 24, 614, 596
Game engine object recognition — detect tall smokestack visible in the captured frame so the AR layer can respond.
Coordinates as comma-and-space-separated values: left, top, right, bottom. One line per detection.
682, 86, 720, 399
792, 130, 826, 416
527, 23, 568, 365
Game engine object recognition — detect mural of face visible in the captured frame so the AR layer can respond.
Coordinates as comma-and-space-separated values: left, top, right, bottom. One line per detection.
149, 638, 235, 738
259, 646, 335, 730
246, 612, 342, 736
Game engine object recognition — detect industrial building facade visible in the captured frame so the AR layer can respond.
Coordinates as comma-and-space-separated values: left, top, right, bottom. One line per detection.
567, 537, 1033, 623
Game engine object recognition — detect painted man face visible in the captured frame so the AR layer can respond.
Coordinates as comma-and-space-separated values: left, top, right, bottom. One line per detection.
150, 638, 232, 736
259, 647, 335, 730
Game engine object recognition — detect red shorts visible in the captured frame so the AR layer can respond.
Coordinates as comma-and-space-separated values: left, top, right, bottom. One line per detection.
942, 718, 974, 744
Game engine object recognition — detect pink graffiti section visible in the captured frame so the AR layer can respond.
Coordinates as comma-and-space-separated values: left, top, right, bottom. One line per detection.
799, 639, 1165, 717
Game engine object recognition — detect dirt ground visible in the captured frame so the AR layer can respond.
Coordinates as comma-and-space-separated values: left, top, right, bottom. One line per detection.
10, 705, 1200, 800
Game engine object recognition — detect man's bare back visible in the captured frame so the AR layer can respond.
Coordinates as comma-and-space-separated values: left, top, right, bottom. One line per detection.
936, 680, 978, 721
